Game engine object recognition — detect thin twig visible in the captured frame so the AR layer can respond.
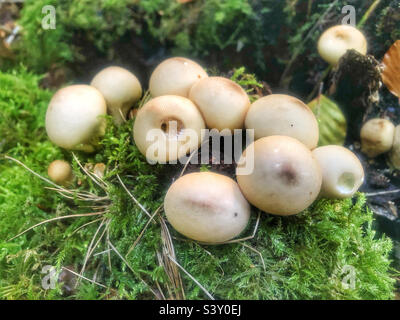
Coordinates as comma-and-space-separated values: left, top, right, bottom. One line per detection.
366, 189, 400, 197
72, 153, 108, 191
241, 243, 266, 272
108, 240, 161, 300
279, 0, 339, 87
116, 174, 152, 219
76, 218, 108, 287
62, 267, 108, 289
166, 254, 214, 300
126, 205, 161, 256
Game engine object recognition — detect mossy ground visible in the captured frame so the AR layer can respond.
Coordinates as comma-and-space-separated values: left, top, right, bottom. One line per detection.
0, 68, 396, 300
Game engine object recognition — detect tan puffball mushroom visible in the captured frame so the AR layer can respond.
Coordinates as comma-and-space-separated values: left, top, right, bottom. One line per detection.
317, 25, 367, 65
48, 160, 73, 186
149, 57, 208, 97
46, 85, 107, 153
389, 125, 400, 169
236, 136, 322, 216
189, 77, 251, 133
360, 118, 395, 158
164, 172, 251, 243
245, 94, 319, 149
133, 95, 205, 163
312, 145, 364, 199
90, 66, 142, 125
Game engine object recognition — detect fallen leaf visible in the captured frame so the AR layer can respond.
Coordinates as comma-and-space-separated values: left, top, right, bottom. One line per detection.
382, 40, 400, 99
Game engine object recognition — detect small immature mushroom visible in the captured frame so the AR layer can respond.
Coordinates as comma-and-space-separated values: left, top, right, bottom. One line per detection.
317, 25, 367, 65
189, 77, 251, 133
236, 136, 322, 216
164, 172, 251, 243
90, 66, 142, 125
133, 95, 205, 163
389, 125, 400, 169
312, 145, 364, 199
245, 94, 319, 149
46, 85, 107, 153
48, 160, 73, 186
149, 57, 208, 97
360, 118, 395, 158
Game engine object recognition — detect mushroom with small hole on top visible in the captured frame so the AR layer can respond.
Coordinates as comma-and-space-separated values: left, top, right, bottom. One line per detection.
90, 66, 142, 125
245, 94, 319, 149
45, 85, 107, 153
48, 160, 73, 186
236, 135, 322, 216
133, 95, 205, 163
189, 77, 251, 133
360, 118, 395, 158
164, 171, 251, 243
149, 57, 208, 97
312, 145, 364, 199
317, 25, 367, 66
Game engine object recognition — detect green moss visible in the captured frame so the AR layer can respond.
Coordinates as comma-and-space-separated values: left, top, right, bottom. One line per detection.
0, 68, 396, 300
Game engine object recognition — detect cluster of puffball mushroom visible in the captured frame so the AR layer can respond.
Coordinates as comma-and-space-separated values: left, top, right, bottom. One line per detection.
45, 24, 368, 244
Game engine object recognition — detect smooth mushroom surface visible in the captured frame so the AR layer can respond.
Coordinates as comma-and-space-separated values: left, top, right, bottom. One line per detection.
45, 85, 107, 152
133, 95, 205, 163
149, 57, 208, 97
360, 118, 395, 158
48, 160, 73, 186
312, 145, 364, 199
389, 125, 400, 169
91, 66, 142, 125
164, 172, 251, 243
236, 135, 322, 216
245, 94, 319, 149
317, 25, 367, 65
189, 76, 251, 133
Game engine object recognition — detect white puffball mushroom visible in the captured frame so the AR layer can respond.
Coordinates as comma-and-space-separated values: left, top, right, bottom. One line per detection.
133, 95, 205, 163
236, 136, 322, 216
48, 160, 73, 186
360, 118, 395, 158
149, 57, 208, 97
189, 77, 251, 133
46, 85, 107, 153
317, 25, 367, 65
245, 94, 319, 149
90, 66, 142, 125
312, 145, 364, 199
164, 172, 251, 243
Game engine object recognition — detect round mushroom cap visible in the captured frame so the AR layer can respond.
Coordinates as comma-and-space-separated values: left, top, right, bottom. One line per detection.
236, 136, 322, 216
149, 57, 208, 97
245, 94, 319, 149
48, 160, 73, 186
46, 85, 107, 152
164, 172, 251, 243
133, 95, 206, 163
317, 25, 367, 65
360, 118, 395, 158
91, 66, 142, 125
189, 77, 250, 133
312, 145, 364, 199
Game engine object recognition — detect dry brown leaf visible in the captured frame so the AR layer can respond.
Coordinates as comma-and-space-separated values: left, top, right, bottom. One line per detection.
382, 40, 400, 99
177, 0, 194, 3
